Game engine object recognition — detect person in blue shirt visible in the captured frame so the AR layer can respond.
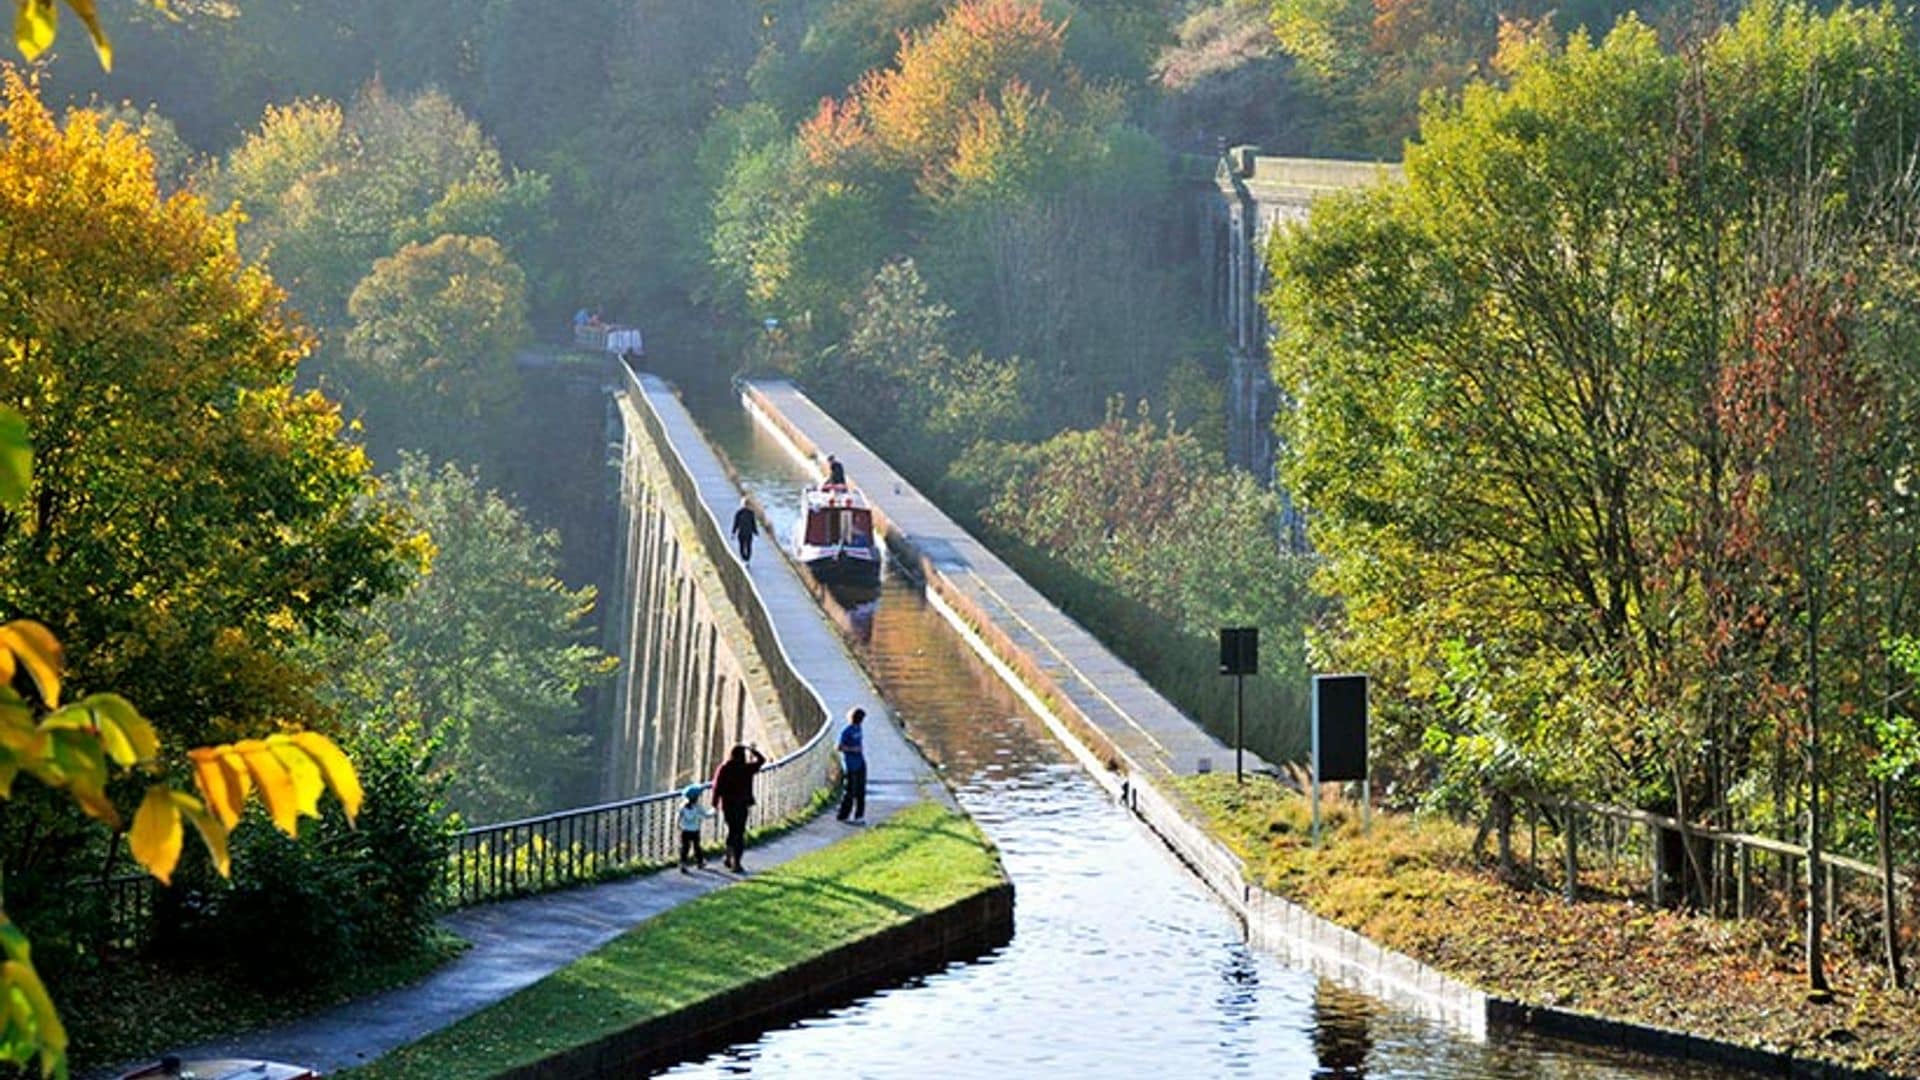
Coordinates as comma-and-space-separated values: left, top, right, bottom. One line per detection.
836, 707, 867, 823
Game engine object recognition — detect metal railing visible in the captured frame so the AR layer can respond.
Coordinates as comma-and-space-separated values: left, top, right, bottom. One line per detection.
443, 367, 840, 907
100, 364, 845, 933
449, 719, 836, 906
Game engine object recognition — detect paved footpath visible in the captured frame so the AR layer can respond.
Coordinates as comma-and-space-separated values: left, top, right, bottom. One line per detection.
134, 376, 947, 1078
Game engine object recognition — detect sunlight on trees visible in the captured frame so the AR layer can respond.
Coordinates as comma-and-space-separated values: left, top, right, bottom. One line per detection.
1267, 0, 1920, 987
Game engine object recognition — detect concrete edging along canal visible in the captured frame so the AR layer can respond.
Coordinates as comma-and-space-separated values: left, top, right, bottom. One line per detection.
740, 378, 1896, 1078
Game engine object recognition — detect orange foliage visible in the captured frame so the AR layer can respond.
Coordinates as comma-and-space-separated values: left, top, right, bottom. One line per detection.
800, 95, 873, 173
945, 79, 1061, 201
810, 0, 1081, 192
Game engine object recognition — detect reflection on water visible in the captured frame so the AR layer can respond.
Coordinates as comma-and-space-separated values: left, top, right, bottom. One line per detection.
654, 380, 1726, 1080
1315, 984, 1379, 1077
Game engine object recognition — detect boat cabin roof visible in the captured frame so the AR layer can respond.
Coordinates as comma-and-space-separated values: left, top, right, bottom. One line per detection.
803, 484, 869, 511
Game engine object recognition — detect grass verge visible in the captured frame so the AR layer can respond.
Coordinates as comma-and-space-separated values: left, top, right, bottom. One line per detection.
343, 802, 1004, 1080
1180, 774, 1920, 1077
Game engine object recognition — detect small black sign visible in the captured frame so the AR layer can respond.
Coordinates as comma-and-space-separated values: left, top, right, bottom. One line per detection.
1314, 674, 1368, 782
1219, 626, 1258, 675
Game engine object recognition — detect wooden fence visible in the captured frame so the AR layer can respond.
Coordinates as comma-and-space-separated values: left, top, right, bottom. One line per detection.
1511, 793, 1912, 935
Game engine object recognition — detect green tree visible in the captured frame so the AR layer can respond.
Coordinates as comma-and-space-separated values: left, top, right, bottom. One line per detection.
789, 0, 1193, 424
0, 407, 365, 1079
310, 457, 614, 821
0, 73, 419, 753
214, 82, 549, 330
808, 259, 1031, 464
968, 406, 1315, 758
0, 77, 423, 1030
1265, 2, 1920, 975
343, 234, 531, 470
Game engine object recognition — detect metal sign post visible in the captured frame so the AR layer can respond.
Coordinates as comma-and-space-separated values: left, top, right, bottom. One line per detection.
1219, 628, 1258, 783
1310, 681, 1321, 847
1311, 673, 1369, 848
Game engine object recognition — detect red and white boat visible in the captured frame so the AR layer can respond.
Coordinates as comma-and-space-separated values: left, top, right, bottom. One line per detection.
794, 484, 881, 585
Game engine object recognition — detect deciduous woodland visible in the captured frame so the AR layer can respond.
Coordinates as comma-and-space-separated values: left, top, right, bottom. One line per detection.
0, 0, 1915, 1073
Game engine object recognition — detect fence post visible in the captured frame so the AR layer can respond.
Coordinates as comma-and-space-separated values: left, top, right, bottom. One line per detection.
1649, 822, 1664, 907
1564, 806, 1579, 903
1737, 843, 1751, 919
1826, 863, 1838, 928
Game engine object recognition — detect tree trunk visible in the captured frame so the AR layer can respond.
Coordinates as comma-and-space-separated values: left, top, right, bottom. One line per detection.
1806, 587, 1830, 999
1494, 790, 1515, 878
1876, 775, 1905, 989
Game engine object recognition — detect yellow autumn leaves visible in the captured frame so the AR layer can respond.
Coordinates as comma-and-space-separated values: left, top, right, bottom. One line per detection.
0, 617, 363, 886
141, 733, 365, 882
10, 0, 156, 70
0, 613, 362, 1077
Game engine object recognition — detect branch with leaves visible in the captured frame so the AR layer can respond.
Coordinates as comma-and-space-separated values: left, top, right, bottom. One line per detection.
11, 0, 167, 71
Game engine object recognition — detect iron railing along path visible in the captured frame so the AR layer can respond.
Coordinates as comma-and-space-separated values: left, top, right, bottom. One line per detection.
449, 718, 835, 906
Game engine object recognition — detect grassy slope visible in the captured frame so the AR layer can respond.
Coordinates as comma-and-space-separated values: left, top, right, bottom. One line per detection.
1181, 775, 1920, 1076
344, 803, 1003, 1080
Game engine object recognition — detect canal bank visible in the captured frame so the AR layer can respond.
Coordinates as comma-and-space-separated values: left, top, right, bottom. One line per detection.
733, 377, 1859, 1078
342, 804, 1011, 1080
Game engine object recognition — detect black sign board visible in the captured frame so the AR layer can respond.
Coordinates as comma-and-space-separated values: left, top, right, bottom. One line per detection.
1313, 674, 1368, 782
1219, 627, 1258, 675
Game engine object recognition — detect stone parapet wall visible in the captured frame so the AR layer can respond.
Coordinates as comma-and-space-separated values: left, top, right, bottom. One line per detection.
606, 376, 828, 797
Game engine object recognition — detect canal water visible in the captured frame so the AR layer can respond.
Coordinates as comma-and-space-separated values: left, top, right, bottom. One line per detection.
656, 379, 1719, 1079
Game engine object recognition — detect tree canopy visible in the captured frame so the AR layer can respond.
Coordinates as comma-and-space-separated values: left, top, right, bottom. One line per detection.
1266, 0, 1920, 979
213, 83, 549, 330
0, 72, 422, 749
309, 457, 613, 821
343, 234, 531, 470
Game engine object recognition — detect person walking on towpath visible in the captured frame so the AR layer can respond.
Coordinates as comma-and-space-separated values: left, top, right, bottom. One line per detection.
710, 743, 766, 871
837, 707, 867, 823
731, 497, 758, 564
677, 784, 711, 872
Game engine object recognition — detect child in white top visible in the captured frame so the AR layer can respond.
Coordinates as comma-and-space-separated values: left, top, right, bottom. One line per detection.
678, 785, 711, 872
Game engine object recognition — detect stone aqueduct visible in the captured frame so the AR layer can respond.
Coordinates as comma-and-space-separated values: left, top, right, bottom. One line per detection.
596, 148, 1400, 789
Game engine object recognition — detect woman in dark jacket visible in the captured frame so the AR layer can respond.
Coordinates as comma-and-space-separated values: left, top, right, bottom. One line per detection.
710, 743, 767, 871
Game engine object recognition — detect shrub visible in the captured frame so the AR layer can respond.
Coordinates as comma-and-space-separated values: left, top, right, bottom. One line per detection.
153, 731, 454, 985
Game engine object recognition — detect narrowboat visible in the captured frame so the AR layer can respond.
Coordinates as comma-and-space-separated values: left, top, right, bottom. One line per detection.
794, 484, 882, 585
